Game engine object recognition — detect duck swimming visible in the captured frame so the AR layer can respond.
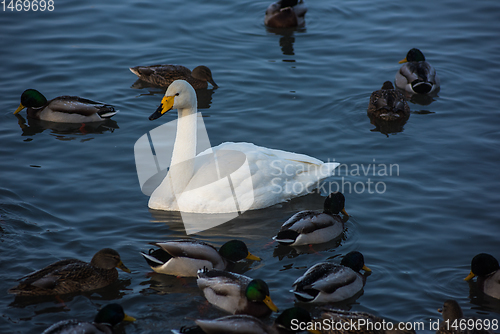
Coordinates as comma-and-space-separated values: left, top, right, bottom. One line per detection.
274, 192, 348, 246
129, 64, 217, 89
368, 81, 410, 122
147, 80, 339, 213
141, 239, 261, 277
292, 251, 371, 303
14, 89, 117, 123
265, 0, 307, 28
9, 248, 130, 296
41, 303, 135, 334
197, 269, 279, 317
395, 48, 440, 95
177, 307, 320, 334
464, 253, 500, 299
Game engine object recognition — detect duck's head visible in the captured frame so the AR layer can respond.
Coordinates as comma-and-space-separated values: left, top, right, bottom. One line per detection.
381, 81, 395, 90
14, 89, 47, 114
399, 48, 426, 63
191, 66, 218, 88
91, 248, 131, 273
94, 303, 136, 326
437, 299, 463, 322
245, 279, 279, 313
341, 251, 371, 273
465, 253, 499, 281
275, 307, 320, 334
324, 192, 348, 216
218, 240, 261, 262
281, 0, 299, 7
149, 80, 197, 120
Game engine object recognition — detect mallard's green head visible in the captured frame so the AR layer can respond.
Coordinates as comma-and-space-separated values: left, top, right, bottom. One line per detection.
275, 307, 320, 334
323, 192, 348, 216
281, 0, 299, 8
94, 304, 136, 326
218, 240, 261, 262
465, 253, 499, 281
341, 251, 371, 273
399, 48, 426, 64
90, 248, 131, 273
245, 279, 279, 312
14, 89, 47, 114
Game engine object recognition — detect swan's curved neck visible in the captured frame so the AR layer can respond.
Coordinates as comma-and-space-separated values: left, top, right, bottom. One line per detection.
169, 106, 197, 195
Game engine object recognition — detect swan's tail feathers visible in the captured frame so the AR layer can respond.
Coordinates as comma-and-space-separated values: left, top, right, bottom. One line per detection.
323, 162, 340, 177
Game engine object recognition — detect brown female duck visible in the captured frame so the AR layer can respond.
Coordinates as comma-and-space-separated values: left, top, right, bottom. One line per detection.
129, 64, 217, 89
9, 248, 130, 296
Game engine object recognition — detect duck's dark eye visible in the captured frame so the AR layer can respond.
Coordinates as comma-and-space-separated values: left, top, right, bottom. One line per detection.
175, 93, 180, 96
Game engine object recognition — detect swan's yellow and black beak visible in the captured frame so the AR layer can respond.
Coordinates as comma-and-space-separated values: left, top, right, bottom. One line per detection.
14, 103, 26, 115
398, 57, 408, 64
149, 95, 175, 120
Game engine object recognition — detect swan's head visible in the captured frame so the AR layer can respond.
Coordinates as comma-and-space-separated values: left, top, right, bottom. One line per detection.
149, 80, 197, 120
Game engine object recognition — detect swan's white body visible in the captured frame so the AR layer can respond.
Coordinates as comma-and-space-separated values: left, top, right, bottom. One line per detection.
147, 80, 339, 213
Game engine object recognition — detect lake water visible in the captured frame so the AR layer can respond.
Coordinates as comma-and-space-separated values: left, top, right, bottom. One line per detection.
1, 0, 500, 333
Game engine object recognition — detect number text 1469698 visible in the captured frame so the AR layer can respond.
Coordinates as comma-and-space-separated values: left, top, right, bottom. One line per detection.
2, 0, 54, 11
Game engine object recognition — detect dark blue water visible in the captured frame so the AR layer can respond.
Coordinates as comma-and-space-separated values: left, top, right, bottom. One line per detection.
1, 0, 500, 333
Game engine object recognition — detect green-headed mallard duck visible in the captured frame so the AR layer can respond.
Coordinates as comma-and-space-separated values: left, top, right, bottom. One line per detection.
140, 239, 261, 277
129, 64, 217, 89
9, 248, 130, 296
197, 269, 279, 317
368, 81, 410, 122
464, 253, 500, 299
14, 89, 117, 123
318, 308, 415, 334
273, 192, 348, 246
437, 299, 494, 334
177, 307, 320, 334
292, 251, 371, 303
41, 303, 135, 334
395, 48, 440, 95
265, 0, 307, 28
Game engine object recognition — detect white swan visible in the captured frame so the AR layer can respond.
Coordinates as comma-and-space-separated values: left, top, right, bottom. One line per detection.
147, 80, 339, 213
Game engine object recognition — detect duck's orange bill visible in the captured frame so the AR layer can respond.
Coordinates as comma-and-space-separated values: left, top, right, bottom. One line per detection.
263, 295, 279, 312
464, 271, 475, 281
14, 103, 25, 114
246, 252, 261, 261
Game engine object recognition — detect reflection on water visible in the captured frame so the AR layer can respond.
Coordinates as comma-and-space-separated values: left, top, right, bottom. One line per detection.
9, 278, 131, 309
368, 112, 410, 136
266, 27, 306, 56
14, 114, 119, 140
403, 90, 439, 106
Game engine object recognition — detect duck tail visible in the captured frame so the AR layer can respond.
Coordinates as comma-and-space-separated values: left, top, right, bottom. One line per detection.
273, 230, 299, 245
